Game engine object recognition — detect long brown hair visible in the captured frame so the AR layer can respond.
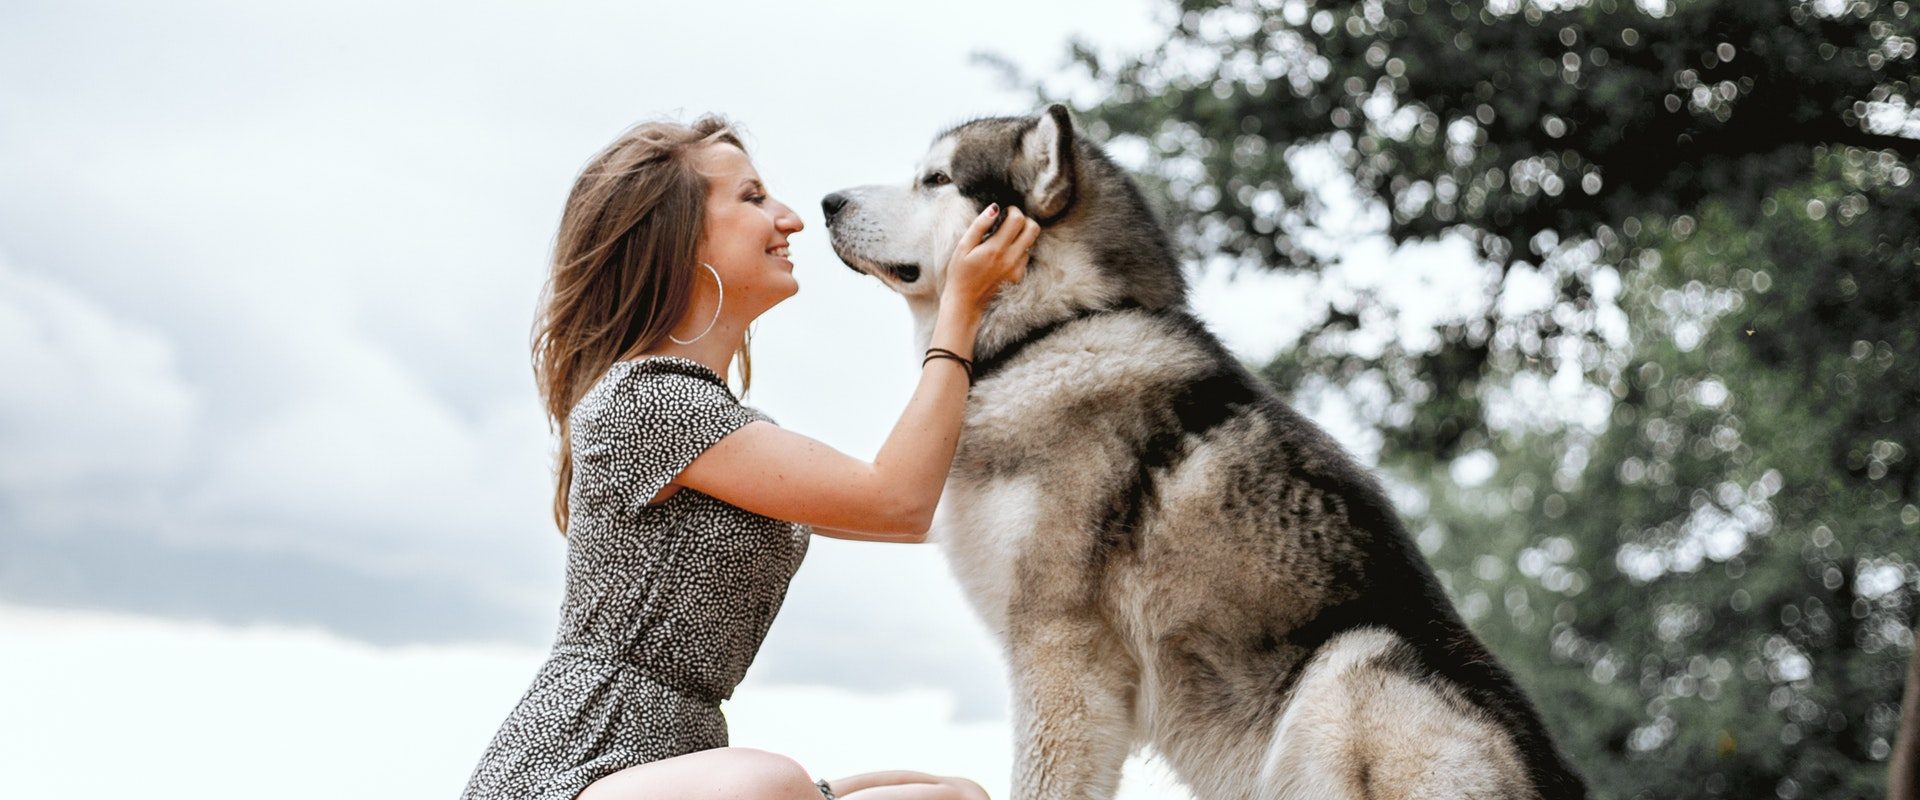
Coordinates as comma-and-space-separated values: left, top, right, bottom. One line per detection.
531, 114, 755, 536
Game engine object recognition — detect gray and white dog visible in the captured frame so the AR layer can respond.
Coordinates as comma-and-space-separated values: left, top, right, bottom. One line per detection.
822, 105, 1586, 800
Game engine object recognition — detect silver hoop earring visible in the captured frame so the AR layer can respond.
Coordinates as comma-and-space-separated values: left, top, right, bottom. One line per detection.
668, 262, 724, 345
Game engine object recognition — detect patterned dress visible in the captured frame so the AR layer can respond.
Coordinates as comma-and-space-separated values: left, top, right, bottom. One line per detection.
461, 355, 812, 800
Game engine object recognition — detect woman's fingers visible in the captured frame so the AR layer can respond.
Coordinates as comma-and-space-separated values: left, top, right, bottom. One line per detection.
989, 217, 1038, 289
982, 206, 1025, 254
958, 203, 1001, 251
1011, 216, 1042, 257
951, 204, 1037, 297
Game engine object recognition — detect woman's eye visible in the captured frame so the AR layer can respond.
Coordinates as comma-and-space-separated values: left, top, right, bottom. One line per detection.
747, 193, 767, 205
922, 172, 950, 188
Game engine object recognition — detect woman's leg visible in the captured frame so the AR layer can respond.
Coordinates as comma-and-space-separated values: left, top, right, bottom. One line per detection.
578, 746, 825, 800
827, 770, 990, 800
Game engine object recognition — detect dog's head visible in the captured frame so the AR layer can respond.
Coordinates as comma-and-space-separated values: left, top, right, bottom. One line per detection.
822, 104, 1077, 299
824, 104, 1186, 344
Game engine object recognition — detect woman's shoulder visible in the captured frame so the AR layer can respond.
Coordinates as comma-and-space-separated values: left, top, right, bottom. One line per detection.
566, 356, 770, 506
611, 355, 736, 396
571, 355, 751, 428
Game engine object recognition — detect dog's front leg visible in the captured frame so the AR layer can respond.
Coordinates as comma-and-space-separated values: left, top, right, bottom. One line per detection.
1005, 611, 1136, 800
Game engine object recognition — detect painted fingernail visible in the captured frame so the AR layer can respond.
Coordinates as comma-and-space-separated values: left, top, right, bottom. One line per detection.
986, 203, 999, 216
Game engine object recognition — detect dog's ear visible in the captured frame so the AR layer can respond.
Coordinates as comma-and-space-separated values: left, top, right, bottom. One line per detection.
1022, 103, 1076, 220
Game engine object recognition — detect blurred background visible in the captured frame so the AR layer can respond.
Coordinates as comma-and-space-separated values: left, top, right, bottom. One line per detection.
2, 1, 1916, 798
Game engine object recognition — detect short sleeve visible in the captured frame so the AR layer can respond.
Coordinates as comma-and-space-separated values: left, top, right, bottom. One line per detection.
572, 359, 758, 508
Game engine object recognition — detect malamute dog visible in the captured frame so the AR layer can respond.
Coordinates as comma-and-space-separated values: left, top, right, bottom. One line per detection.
822, 105, 1586, 800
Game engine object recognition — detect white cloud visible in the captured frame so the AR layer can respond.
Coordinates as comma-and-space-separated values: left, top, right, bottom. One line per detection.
0, 253, 197, 533
0, 247, 560, 599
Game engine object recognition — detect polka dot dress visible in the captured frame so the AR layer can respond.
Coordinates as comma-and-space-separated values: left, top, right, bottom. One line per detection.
460, 355, 812, 800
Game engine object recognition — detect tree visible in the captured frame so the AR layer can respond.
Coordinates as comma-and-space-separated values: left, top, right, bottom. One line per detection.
1020, 0, 1920, 796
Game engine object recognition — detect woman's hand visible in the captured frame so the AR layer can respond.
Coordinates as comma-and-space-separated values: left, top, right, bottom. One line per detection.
942, 203, 1039, 316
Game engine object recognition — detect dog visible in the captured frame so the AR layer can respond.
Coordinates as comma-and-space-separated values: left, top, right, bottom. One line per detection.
822, 104, 1586, 800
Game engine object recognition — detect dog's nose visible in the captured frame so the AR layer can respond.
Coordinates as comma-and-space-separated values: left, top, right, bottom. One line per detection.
821, 192, 849, 221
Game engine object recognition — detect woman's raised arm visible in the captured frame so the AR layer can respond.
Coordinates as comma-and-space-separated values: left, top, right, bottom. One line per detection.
673, 205, 1039, 541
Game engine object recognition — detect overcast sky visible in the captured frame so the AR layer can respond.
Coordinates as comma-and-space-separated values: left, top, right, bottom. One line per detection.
0, 1, 1496, 796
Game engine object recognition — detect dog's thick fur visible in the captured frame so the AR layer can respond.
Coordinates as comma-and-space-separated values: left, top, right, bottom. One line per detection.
823, 105, 1586, 800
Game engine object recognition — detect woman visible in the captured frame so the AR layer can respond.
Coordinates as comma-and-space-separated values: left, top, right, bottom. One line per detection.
459, 113, 1037, 800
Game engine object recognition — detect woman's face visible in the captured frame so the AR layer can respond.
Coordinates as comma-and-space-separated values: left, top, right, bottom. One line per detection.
693, 142, 804, 320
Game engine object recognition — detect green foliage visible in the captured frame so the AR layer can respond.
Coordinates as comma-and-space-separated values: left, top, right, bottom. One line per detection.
1039, 0, 1920, 796
1399, 162, 1917, 797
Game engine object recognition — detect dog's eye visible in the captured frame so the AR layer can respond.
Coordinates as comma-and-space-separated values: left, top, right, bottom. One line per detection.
921, 171, 951, 188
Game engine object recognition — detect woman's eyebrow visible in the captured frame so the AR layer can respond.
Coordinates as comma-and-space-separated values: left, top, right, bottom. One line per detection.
738, 178, 764, 192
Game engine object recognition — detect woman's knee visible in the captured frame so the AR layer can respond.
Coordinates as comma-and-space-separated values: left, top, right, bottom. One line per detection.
579, 747, 821, 800
936, 775, 990, 800
720, 747, 821, 799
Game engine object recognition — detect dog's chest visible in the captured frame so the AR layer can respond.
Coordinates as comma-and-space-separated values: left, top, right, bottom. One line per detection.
928, 336, 1188, 634
930, 472, 1044, 637
931, 386, 1132, 628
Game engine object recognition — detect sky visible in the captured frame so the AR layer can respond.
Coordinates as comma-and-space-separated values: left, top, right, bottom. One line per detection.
0, 1, 1489, 797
